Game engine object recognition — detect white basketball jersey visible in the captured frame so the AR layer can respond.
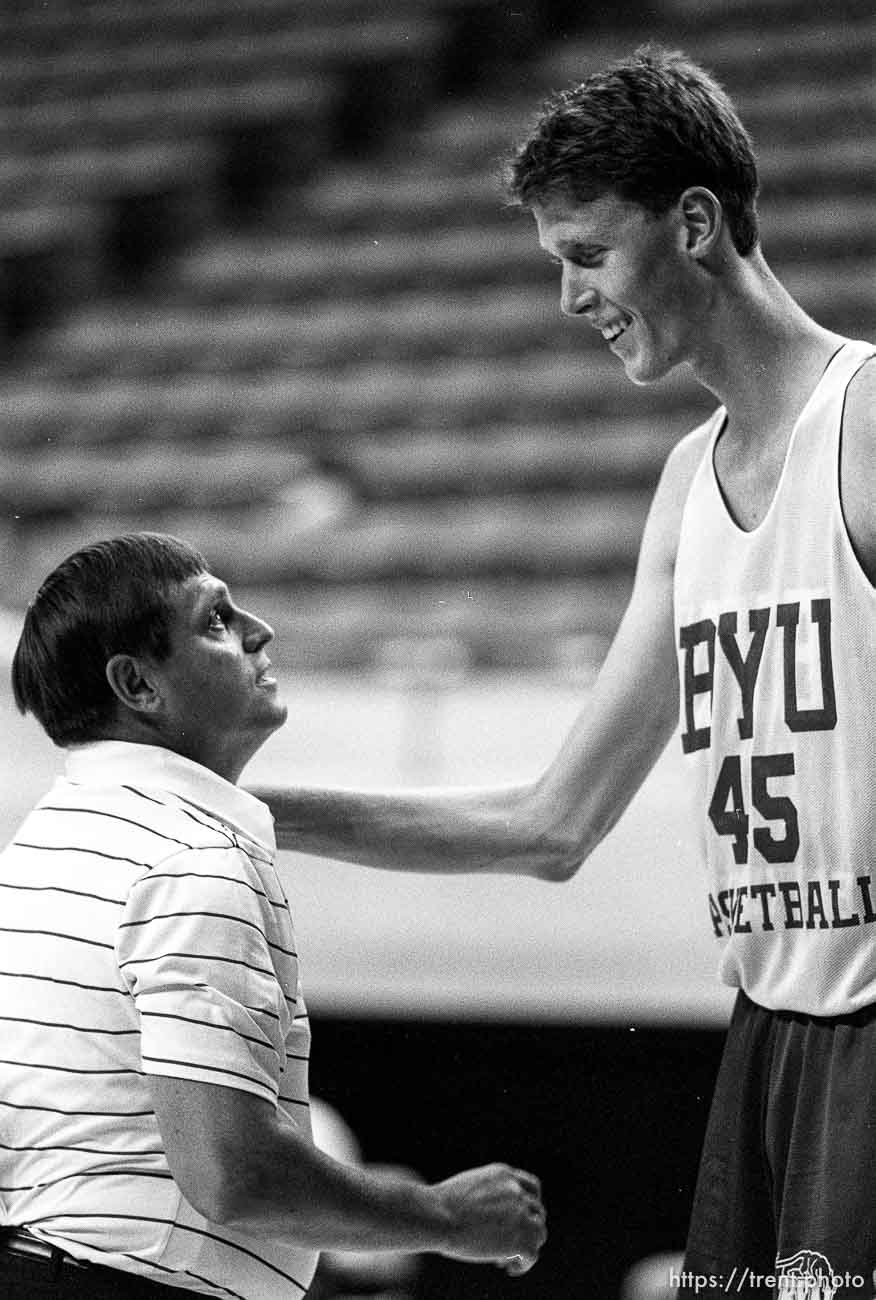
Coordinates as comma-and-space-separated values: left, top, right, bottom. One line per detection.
673, 339, 875, 1015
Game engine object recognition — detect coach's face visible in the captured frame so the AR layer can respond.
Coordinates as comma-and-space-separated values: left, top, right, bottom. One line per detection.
144, 571, 287, 782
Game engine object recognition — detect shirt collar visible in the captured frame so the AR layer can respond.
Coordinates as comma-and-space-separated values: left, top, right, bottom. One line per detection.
63, 741, 276, 853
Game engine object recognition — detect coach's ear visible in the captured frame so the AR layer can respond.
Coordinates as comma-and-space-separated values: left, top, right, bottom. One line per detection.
678, 186, 723, 260
105, 654, 163, 715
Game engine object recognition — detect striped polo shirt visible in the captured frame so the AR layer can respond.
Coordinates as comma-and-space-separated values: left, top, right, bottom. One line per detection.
0, 740, 318, 1299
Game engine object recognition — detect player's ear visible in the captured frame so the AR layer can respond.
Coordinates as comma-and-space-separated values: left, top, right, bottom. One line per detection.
105, 654, 162, 715
678, 186, 723, 259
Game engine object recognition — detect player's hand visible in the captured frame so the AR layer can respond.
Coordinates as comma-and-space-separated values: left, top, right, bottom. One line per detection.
432, 1163, 546, 1274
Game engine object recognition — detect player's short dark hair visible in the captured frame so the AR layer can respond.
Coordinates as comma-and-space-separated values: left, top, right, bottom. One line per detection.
12, 533, 207, 747
507, 44, 760, 255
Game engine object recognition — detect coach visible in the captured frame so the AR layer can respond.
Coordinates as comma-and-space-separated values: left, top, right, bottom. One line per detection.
0, 533, 546, 1300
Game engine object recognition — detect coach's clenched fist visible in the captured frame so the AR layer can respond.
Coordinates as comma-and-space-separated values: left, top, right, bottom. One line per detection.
432, 1163, 547, 1273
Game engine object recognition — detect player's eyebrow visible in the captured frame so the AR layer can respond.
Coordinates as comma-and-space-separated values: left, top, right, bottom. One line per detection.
539, 233, 606, 261
552, 239, 606, 257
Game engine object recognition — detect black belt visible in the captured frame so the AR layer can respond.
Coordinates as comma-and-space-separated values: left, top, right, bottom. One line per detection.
0, 1228, 86, 1271
0, 1229, 210, 1296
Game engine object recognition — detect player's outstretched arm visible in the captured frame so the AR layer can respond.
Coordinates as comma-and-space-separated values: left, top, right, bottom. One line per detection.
150, 1075, 546, 1272
251, 433, 705, 881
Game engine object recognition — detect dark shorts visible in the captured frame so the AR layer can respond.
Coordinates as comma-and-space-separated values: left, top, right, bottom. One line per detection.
682, 990, 876, 1299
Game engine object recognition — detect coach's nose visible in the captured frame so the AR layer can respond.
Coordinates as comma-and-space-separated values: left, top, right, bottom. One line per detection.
242, 610, 274, 653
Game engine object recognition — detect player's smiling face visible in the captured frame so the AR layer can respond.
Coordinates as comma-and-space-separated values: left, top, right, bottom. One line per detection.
146, 572, 288, 781
534, 190, 703, 385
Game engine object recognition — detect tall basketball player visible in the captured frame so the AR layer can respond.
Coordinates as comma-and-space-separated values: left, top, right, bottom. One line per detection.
253, 47, 875, 1296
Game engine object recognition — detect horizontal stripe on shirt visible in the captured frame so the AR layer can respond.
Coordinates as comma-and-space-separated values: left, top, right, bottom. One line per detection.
38, 805, 197, 849
0, 882, 126, 905
144, 869, 288, 909
0, 1014, 139, 1035
117, 910, 298, 958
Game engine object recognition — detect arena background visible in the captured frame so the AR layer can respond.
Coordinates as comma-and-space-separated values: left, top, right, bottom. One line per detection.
0, 0, 872, 1294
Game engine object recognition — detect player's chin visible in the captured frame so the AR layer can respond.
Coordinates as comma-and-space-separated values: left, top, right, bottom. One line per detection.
621, 341, 676, 387
623, 355, 669, 387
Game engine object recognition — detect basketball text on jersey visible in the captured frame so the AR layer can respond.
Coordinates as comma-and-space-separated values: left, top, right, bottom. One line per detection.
678, 594, 874, 939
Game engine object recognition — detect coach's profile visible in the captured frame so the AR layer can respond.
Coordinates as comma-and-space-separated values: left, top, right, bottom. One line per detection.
0, 533, 546, 1300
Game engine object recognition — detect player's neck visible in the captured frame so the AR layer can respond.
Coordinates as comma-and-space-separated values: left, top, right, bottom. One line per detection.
687, 249, 843, 447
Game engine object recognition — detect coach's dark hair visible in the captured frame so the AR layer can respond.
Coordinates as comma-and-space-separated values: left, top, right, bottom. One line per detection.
12, 533, 207, 747
507, 44, 760, 255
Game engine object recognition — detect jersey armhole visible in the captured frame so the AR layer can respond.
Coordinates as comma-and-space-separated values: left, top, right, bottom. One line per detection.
837, 356, 876, 591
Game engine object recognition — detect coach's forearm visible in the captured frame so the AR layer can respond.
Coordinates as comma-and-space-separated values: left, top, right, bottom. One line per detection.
227, 1141, 545, 1267
251, 780, 582, 880
220, 1116, 452, 1251
155, 1078, 544, 1266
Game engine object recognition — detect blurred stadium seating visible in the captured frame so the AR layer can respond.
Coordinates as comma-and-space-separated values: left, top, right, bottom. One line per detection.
1, 8, 871, 1293
0, 0, 873, 680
